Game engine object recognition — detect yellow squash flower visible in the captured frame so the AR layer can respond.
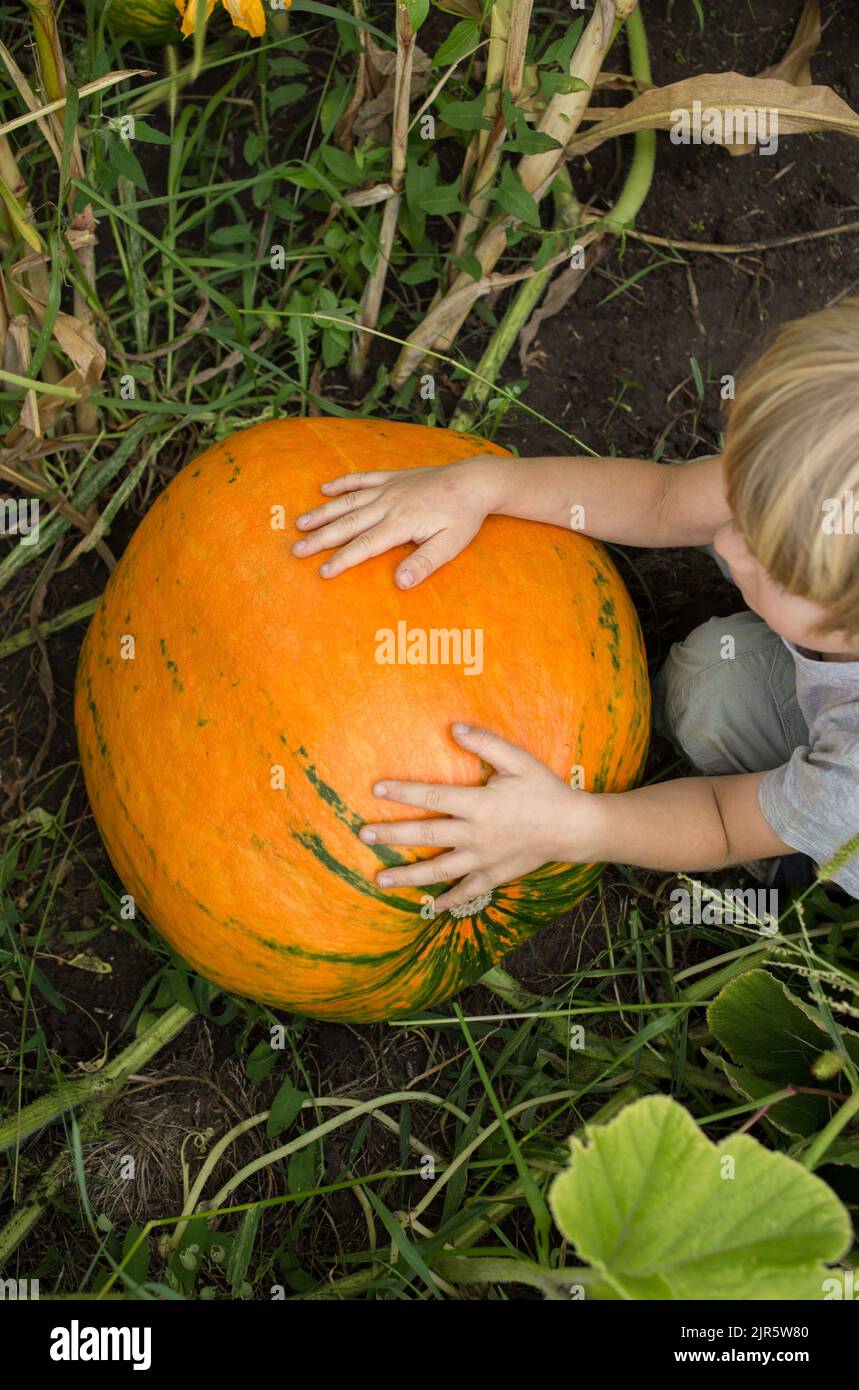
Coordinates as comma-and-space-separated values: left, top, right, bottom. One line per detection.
176, 0, 289, 39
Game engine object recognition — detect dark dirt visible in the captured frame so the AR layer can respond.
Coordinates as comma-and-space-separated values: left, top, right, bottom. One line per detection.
2, 0, 858, 1265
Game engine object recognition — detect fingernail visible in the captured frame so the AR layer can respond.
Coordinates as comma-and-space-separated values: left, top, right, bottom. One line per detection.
319, 563, 330, 576
378, 873, 393, 887
293, 540, 306, 553
452, 722, 470, 736
398, 570, 414, 589
373, 782, 387, 797
296, 515, 309, 527
360, 828, 376, 843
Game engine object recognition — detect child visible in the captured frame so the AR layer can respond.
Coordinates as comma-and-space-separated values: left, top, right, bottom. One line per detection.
292, 300, 859, 913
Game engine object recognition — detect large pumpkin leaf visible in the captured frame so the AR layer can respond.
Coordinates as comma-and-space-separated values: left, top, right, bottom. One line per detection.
707, 969, 859, 1137
567, 73, 859, 158
702, 1047, 821, 1140
549, 1096, 851, 1300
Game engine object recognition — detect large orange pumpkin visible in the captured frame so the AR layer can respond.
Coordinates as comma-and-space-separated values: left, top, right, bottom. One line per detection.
76, 419, 650, 1023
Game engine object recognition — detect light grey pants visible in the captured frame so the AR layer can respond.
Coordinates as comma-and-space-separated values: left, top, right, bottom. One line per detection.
653, 610, 809, 776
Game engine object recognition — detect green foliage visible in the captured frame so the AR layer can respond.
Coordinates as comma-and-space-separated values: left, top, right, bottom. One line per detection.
708, 968, 859, 1138
549, 1095, 852, 1300
1, 0, 858, 1305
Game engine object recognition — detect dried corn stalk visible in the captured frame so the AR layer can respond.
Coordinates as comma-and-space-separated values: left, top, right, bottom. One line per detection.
391, 0, 636, 387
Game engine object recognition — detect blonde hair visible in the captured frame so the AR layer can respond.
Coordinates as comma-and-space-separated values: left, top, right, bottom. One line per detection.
723, 297, 859, 639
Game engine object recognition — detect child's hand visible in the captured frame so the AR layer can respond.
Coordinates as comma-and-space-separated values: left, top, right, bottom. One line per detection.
292, 456, 509, 589
358, 724, 598, 912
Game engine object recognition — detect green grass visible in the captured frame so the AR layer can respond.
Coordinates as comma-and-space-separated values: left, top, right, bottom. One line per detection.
0, 0, 857, 1302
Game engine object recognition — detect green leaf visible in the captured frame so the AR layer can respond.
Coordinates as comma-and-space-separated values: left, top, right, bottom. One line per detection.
269, 83, 309, 114
708, 969, 859, 1137
533, 232, 559, 272
121, 1224, 149, 1288
209, 224, 251, 246
288, 1140, 319, 1194
447, 251, 483, 282
404, 156, 437, 241
227, 1204, 261, 1298
320, 145, 364, 186
490, 164, 541, 228
438, 93, 494, 131
822, 1136, 859, 1168
403, 0, 430, 29
542, 18, 585, 71
417, 183, 466, 215
244, 1039, 280, 1084
29, 964, 65, 1012
500, 129, 562, 156
243, 132, 266, 165
268, 56, 310, 76
549, 1095, 851, 1300
165, 968, 197, 1013
539, 71, 590, 100
266, 1078, 308, 1139
433, 19, 480, 67
129, 120, 172, 146
106, 137, 148, 193
364, 1187, 445, 1298
283, 168, 323, 190
399, 259, 438, 285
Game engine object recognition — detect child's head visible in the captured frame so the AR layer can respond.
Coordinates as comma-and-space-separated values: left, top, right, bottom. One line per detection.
715, 298, 859, 654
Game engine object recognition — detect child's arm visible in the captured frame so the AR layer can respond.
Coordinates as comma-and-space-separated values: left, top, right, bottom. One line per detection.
294, 452, 731, 585
587, 772, 792, 873
360, 725, 793, 912
491, 452, 731, 547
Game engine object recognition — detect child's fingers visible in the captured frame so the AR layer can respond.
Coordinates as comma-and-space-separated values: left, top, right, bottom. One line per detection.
292, 503, 385, 559
360, 817, 468, 849
395, 528, 473, 590
295, 486, 381, 534
316, 521, 410, 578
450, 723, 532, 776
372, 779, 474, 816
435, 870, 495, 913
319, 470, 394, 496
375, 851, 476, 891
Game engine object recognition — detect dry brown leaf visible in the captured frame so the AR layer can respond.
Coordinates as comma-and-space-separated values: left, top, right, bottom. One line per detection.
351, 33, 431, 144
4, 315, 40, 436
727, 0, 822, 156
0, 39, 63, 163
37, 950, 112, 974
594, 70, 652, 92
566, 71, 859, 158
51, 314, 105, 386
760, 0, 821, 85
10, 227, 95, 277
0, 58, 152, 140
12, 281, 105, 384
2, 368, 84, 450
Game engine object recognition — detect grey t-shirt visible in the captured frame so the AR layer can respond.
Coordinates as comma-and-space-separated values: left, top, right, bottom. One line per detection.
759, 641, 859, 896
